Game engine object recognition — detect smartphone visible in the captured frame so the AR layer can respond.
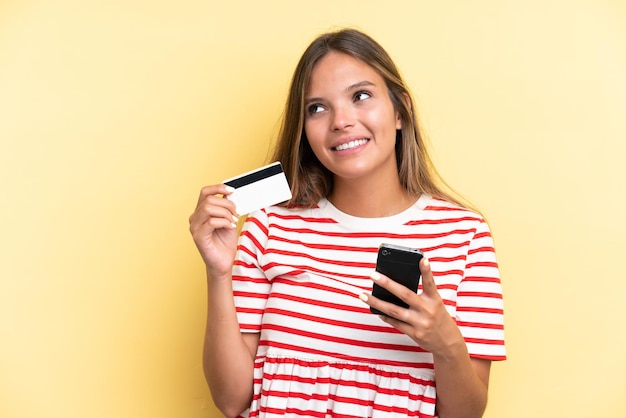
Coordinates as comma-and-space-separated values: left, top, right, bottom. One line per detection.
370, 243, 423, 315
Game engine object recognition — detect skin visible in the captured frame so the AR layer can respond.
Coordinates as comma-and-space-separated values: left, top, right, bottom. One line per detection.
305, 51, 491, 418
304, 52, 413, 217
361, 261, 491, 418
189, 185, 259, 417
189, 51, 491, 418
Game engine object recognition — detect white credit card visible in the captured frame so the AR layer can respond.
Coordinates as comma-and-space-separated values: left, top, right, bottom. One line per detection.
223, 162, 292, 215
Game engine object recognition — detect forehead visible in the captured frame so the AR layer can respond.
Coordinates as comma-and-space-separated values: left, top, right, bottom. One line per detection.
306, 51, 384, 93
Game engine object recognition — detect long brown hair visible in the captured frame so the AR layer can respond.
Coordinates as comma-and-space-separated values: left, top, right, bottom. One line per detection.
272, 28, 472, 210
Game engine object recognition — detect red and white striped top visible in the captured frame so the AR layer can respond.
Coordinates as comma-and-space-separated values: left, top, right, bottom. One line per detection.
232, 195, 506, 418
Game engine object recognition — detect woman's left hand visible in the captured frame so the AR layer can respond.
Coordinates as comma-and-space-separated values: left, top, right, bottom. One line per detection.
360, 257, 465, 356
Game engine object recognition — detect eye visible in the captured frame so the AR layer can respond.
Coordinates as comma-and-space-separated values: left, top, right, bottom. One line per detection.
307, 104, 325, 114
354, 91, 371, 101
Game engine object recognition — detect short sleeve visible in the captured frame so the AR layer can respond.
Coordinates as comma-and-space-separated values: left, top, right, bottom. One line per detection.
232, 210, 271, 333
456, 219, 506, 360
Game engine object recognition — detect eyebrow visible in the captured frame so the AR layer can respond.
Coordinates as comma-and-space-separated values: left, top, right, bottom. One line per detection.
304, 80, 376, 106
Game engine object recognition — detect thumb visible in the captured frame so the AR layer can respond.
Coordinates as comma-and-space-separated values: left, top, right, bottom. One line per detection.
419, 257, 438, 296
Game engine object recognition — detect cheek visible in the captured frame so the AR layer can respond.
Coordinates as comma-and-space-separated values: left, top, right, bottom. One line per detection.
304, 120, 324, 148
365, 107, 399, 133
307, 140, 326, 161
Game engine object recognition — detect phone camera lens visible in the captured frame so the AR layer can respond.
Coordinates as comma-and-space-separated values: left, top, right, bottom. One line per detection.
381, 249, 390, 256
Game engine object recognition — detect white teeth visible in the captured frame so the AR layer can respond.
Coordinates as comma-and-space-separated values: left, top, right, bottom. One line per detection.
334, 139, 368, 151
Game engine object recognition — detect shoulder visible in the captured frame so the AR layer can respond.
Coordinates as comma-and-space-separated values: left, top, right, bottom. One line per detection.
415, 195, 485, 222
246, 202, 336, 226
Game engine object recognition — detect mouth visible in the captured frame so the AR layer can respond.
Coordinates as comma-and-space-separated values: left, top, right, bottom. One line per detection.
332, 138, 369, 151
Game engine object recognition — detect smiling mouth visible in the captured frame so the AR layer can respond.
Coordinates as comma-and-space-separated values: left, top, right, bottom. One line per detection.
333, 139, 369, 151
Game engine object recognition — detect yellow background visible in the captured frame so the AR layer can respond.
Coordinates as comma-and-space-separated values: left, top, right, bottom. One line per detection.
1, 1, 625, 417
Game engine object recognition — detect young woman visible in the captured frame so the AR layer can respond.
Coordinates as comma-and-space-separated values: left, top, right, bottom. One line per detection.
189, 29, 505, 418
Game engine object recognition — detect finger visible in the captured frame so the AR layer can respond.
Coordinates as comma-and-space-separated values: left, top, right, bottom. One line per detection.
190, 217, 237, 242
375, 270, 422, 307
358, 291, 405, 322
360, 272, 420, 317
378, 313, 414, 333
203, 214, 239, 232
196, 184, 236, 206
194, 190, 238, 218
190, 196, 239, 231
359, 290, 413, 324
189, 211, 239, 248
419, 257, 438, 296
192, 185, 237, 227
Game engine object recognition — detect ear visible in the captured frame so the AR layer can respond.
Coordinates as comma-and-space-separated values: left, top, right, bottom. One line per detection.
395, 92, 411, 130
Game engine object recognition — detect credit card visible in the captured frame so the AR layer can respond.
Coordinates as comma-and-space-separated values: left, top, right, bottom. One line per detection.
223, 162, 292, 215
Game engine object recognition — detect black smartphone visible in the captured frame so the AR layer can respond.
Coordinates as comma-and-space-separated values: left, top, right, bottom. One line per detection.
370, 243, 423, 315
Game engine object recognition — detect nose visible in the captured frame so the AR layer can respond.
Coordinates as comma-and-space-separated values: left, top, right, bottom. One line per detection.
330, 105, 355, 131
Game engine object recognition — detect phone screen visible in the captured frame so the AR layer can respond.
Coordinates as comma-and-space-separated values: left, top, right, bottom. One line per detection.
370, 243, 423, 315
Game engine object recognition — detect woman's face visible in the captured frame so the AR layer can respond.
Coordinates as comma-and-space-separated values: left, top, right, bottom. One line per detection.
304, 51, 402, 184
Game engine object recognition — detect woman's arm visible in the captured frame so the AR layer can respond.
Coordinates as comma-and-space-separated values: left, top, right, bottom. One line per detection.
360, 258, 491, 418
189, 184, 259, 417
203, 272, 259, 417
433, 354, 491, 418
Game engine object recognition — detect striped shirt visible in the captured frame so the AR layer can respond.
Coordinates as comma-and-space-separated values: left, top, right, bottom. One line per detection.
232, 195, 506, 418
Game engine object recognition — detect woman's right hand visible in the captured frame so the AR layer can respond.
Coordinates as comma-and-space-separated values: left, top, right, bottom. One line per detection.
189, 184, 240, 280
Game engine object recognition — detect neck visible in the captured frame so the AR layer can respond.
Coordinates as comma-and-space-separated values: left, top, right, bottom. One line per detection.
329, 176, 417, 218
